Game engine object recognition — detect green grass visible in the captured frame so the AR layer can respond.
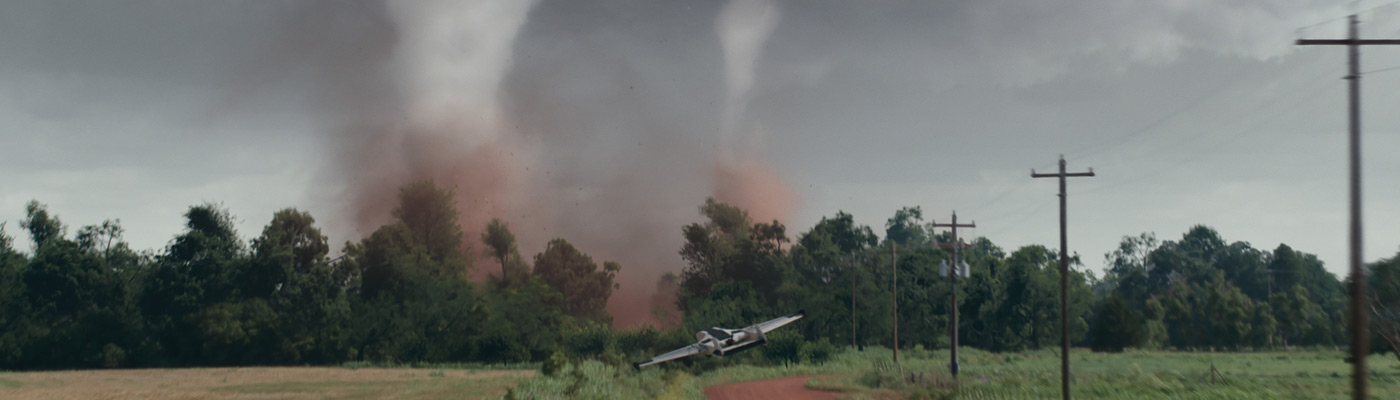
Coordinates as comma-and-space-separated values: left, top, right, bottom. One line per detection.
339, 360, 541, 370
502, 347, 1400, 399
215, 376, 525, 400
0, 376, 23, 389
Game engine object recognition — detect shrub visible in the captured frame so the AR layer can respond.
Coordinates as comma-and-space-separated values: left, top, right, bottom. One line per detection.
759, 329, 802, 365
615, 325, 659, 357
542, 351, 568, 376
100, 343, 125, 368
799, 337, 837, 364
563, 323, 614, 358
475, 329, 531, 363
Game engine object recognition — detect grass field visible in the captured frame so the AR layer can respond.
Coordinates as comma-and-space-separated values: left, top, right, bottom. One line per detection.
1, 349, 1395, 399
0, 366, 534, 400
507, 347, 1400, 399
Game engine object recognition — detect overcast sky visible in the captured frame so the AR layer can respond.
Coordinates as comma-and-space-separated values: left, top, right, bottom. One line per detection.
5, 1, 1400, 320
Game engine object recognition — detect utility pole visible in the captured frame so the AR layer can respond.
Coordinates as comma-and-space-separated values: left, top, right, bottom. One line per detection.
1297, 15, 1400, 400
892, 242, 899, 366
851, 250, 857, 350
1032, 155, 1094, 400
932, 212, 974, 377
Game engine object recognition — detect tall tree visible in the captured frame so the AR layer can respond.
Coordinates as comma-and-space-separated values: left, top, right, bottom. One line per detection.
481, 218, 527, 284
679, 198, 752, 299
11, 205, 141, 368
0, 223, 29, 367
250, 208, 351, 363
1103, 233, 1158, 305
346, 183, 485, 362
1369, 252, 1400, 361
884, 206, 928, 247
141, 203, 247, 364
1091, 293, 1142, 352
20, 200, 65, 251
532, 238, 619, 325
392, 180, 470, 274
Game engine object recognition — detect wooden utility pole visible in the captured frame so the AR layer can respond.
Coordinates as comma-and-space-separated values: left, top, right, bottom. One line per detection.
851, 250, 857, 350
932, 212, 974, 377
1032, 155, 1094, 400
1297, 15, 1400, 400
892, 242, 899, 365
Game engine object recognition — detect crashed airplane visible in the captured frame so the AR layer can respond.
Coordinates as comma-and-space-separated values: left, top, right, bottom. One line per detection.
632, 311, 804, 369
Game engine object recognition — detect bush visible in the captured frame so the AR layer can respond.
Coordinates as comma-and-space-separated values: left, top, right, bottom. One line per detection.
799, 338, 837, 364
475, 329, 531, 363
100, 343, 125, 368
563, 323, 614, 358
542, 351, 568, 376
759, 329, 802, 365
615, 325, 659, 358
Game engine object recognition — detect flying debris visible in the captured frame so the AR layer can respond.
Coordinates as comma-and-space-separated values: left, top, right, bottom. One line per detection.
632, 311, 804, 369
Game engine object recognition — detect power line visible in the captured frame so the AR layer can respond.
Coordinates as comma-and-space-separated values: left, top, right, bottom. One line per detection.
976, 201, 1055, 239
1295, 1, 1400, 36
1062, 66, 1257, 160
960, 159, 1061, 215
1078, 54, 1338, 174
1363, 64, 1400, 74
964, 179, 1035, 215
1075, 70, 1337, 196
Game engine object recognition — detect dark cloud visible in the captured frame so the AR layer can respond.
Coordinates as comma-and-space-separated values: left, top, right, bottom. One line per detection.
3, 0, 1400, 303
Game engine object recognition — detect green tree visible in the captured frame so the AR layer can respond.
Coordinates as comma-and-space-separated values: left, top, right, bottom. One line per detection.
480, 276, 565, 362
141, 203, 247, 365
1202, 275, 1254, 349
20, 200, 65, 250
481, 218, 527, 284
884, 206, 928, 247
4, 204, 145, 368
1103, 233, 1158, 305
347, 186, 486, 363
781, 211, 879, 347
392, 180, 470, 275
1370, 252, 1400, 361
1251, 303, 1277, 349
1091, 293, 1142, 352
984, 245, 1086, 351
0, 223, 30, 367
1267, 244, 1345, 345
679, 198, 753, 300
532, 238, 619, 325
249, 208, 352, 364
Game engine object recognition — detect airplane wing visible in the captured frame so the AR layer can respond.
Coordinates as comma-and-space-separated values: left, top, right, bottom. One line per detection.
753, 310, 804, 334
633, 343, 704, 369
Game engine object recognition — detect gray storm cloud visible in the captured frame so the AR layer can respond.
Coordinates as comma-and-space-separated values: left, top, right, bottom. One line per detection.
232, 0, 1395, 327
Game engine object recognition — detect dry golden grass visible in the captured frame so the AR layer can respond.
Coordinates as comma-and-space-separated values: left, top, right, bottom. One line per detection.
0, 367, 534, 400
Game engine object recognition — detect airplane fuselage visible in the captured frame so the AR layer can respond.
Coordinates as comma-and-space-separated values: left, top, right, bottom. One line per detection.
696, 327, 760, 357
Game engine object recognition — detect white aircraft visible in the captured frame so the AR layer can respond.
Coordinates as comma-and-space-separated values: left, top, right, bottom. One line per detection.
632, 311, 804, 369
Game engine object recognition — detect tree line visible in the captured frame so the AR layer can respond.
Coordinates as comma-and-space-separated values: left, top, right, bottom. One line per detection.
2, 180, 1399, 370
673, 201, 1400, 358
0, 181, 636, 369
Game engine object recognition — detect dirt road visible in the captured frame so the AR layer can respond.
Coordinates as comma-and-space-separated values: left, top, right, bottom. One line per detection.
703, 376, 838, 400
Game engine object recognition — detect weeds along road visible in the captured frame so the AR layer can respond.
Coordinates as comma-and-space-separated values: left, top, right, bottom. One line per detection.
703, 376, 838, 400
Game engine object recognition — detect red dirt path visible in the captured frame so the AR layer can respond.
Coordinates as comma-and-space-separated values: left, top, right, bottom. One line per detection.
703, 376, 838, 400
